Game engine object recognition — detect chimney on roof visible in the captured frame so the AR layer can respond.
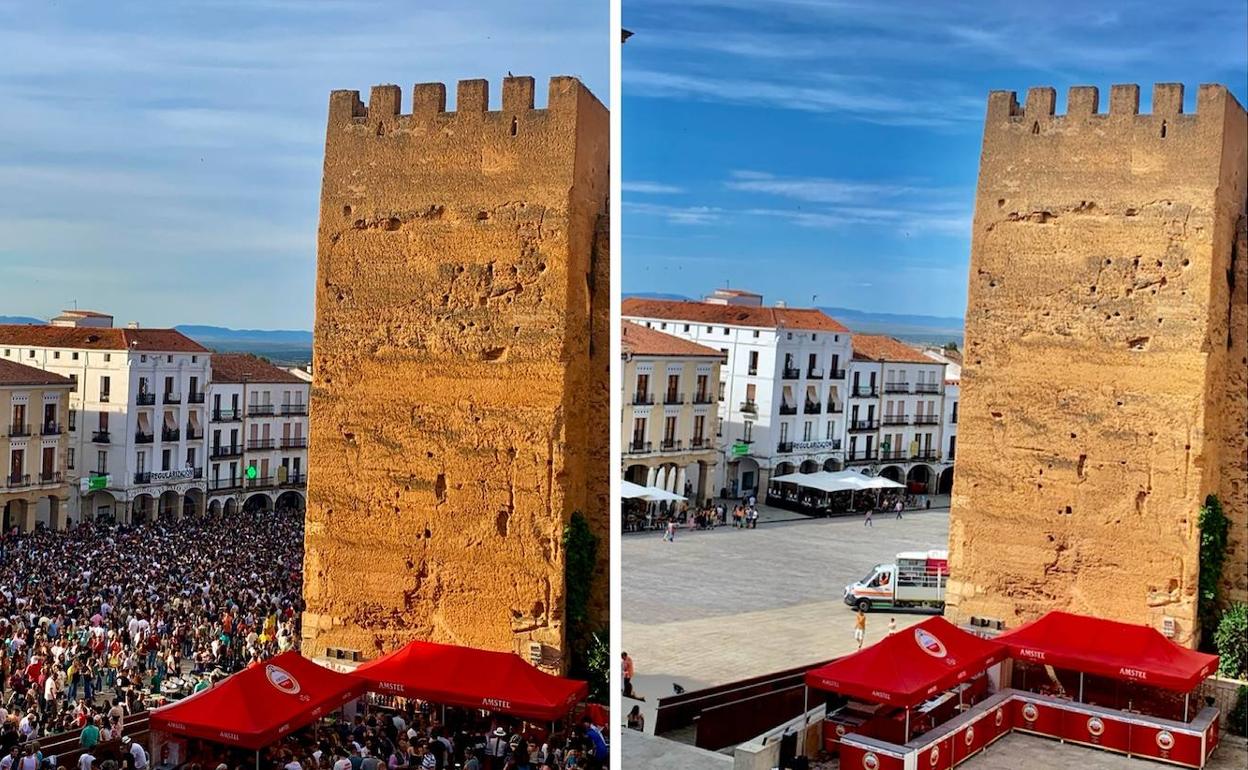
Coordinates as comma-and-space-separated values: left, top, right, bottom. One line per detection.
127, 321, 140, 329
774, 300, 787, 308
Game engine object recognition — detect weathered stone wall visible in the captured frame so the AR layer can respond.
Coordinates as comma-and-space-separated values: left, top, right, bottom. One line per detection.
947, 84, 1247, 646
304, 76, 609, 670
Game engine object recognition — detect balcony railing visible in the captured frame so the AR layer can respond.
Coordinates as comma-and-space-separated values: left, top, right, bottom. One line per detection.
209, 478, 242, 492
663, 393, 685, 405
135, 393, 155, 406
247, 439, 276, 451
41, 422, 62, 435
247, 404, 275, 417
880, 449, 907, 461
829, 368, 847, 379
8, 424, 30, 437
913, 414, 940, 425
135, 431, 154, 444
627, 440, 652, 454
186, 427, 203, 440
807, 367, 824, 379
782, 367, 801, 380
210, 444, 243, 459
280, 438, 308, 449
162, 427, 181, 442
827, 403, 845, 414
693, 392, 713, 404
884, 382, 910, 394
245, 475, 273, 489
915, 383, 942, 394
848, 419, 879, 431
632, 393, 654, 406
852, 386, 878, 398
280, 404, 307, 416
163, 392, 182, 405
882, 414, 909, 426
133, 471, 152, 484
911, 450, 941, 461
5, 473, 30, 488
803, 402, 822, 415
776, 441, 794, 454
212, 409, 242, 422
280, 472, 306, 487
38, 471, 63, 486
740, 400, 758, 414
689, 437, 711, 450
92, 430, 110, 443
660, 439, 683, 452
845, 449, 879, 463
779, 404, 797, 416
188, 391, 206, 404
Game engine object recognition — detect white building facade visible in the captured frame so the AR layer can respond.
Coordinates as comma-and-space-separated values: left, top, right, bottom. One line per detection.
845, 335, 956, 494
206, 354, 309, 516
0, 314, 212, 524
622, 293, 852, 498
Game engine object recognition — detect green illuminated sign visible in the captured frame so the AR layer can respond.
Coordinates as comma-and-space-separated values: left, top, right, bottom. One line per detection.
246, 465, 258, 480
732, 442, 749, 457
88, 475, 109, 491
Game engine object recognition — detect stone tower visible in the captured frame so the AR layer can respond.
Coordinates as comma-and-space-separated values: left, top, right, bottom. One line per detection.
304, 76, 609, 670
947, 84, 1247, 646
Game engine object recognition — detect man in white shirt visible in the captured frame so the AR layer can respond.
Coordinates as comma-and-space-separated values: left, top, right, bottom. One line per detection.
78, 753, 95, 770
123, 737, 148, 770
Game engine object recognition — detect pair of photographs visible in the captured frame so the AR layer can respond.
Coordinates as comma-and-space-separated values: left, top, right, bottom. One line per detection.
3, 2, 1247, 770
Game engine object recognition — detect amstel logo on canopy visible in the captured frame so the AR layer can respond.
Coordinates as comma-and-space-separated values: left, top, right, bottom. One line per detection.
266, 664, 302, 696
914, 628, 948, 659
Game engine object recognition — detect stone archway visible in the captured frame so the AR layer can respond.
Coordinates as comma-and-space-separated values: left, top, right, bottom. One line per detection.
624, 464, 649, 485
2, 499, 31, 532
907, 464, 934, 493
158, 490, 181, 520
823, 457, 844, 472
208, 499, 223, 517
223, 497, 239, 517
775, 462, 796, 477
879, 465, 904, 483
87, 491, 118, 523
799, 459, 820, 474
183, 488, 204, 518
275, 490, 305, 513
131, 494, 155, 524
938, 466, 954, 495
243, 493, 273, 513
734, 458, 759, 498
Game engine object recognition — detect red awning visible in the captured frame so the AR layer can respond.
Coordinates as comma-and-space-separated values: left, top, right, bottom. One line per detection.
150, 652, 366, 750
996, 611, 1219, 692
354, 640, 589, 721
806, 616, 1006, 708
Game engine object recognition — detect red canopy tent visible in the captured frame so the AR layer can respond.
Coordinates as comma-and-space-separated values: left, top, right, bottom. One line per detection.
354, 640, 589, 721
805, 616, 1006, 708
150, 652, 367, 750
995, 611, 1219, 692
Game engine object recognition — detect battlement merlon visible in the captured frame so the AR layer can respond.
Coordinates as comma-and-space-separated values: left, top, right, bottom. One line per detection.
984, 83, 1244, 123
325, 75, 605, 129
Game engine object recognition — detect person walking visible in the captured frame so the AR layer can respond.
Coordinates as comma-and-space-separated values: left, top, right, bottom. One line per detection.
863, 507, 873, 528
894, 499, 904, 520
888, 617, 897, 635
663, 520, 676, 543
621, 652, 635, 699
854, 609, 867, 650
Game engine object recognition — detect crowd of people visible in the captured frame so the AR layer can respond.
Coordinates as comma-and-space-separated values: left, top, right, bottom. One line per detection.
0, 506, 305, 741
199, 702, 609, 770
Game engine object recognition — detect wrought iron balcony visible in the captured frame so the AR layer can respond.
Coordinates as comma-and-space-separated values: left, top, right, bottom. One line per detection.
38, 471, 63, 486
280, 403, 308, 416
880, 449, 907, 461
163, 392, 182, 405
852, 386, 878, 398
212, 409, 242, 422
209, 478, 242, 492
628, 440, 652, 454
689, 437, 712, 449
779, 403, 797, 416
776, 441, 794, 454
135, 431, 154, 444
211, 444, 243, 459
803, 402, 822, 415
693, 392, 713, 404
884, 382, 910, 394
247, 439, 276, 451
245, 475, 274, 489
915, 383, 942, 394
133, 471, 152, 484
848, 419, 879, 431
92, 430, 111, 444
5, 473, 30, 488
186, 427, 203, 440
187, 391, 206, 404
247, 404, 275, 417
827, 403, 845, 414
8, 424, 30, 437
807, 367, 824, 379
911, 450, 941, 461
845, 449, 879, 463
913, 414, 940, 425
829, 368, 847, 379
663, 393, 685, 405
632, 393, 654, 406
660, 439, 683, 452
280, 472, 306, 487
782, 367, 801, 380
41, 422, 62, 435
740, 400, 758, 414
280, 437, 308, 449
162, 427, 181, 442
135, 393, 155, 406
882, 414, 909, 426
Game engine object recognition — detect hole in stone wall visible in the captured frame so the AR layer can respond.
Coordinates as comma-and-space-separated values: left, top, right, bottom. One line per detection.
1160, 120, 1167, 138
1031, 121, 1040, 134
1077, 454, 1087, 479
383, 217, 400, 231
343, 205, 352, 216
496, 510, 510, 536
1064, 506, 1073, 515
510, 116, 518, 136
477, 211, 489, 221
1127, 336, 1150, 350
435, 474, 447, 504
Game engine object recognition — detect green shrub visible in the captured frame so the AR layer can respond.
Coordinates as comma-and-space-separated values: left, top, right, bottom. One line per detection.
563, 512, 607, 702
1198, 495, 1229, 647
1229, 685, 1248, 737
1215, 603, 1248, 680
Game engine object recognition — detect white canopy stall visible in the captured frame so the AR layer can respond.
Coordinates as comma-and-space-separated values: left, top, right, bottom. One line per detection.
768, 470, 903, 513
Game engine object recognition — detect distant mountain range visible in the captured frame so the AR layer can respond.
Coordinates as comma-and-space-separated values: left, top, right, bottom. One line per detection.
624, 292, 964, 346
175, 326, 313, 364
0, 315, 44, 325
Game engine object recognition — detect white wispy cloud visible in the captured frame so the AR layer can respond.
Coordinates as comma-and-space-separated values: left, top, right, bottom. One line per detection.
623, 181, 686, 195
726, 170, 920, 204
624, 201, 722, 225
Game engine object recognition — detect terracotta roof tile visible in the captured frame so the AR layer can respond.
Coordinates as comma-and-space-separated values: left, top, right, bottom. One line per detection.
850, 334, 936, 364
0, 325, 209, 353
621, 322, 726, 358
210, 353, 307, 384
622, 298, 848, 332
0, 359, 74, 387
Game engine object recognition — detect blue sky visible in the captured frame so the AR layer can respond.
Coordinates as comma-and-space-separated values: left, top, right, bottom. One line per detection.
0, 0, 607, 328
622, 0, 1248, 318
